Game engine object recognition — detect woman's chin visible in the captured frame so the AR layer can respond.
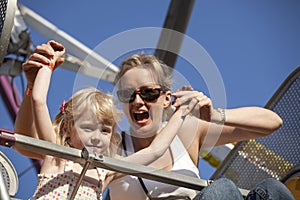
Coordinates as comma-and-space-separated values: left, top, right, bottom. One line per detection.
131, 123, 158, 139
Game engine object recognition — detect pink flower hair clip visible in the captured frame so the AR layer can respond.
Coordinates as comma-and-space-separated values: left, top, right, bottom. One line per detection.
60, 100, 66, 114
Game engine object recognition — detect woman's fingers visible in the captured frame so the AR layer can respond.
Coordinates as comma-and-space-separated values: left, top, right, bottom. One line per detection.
22, 47, 52, 72
197, 97, 212, 122
23, 40, 65, 72
34, 44, 54, 58
173, 91, 205, 106
22, 40, 63, 88
22, 60, 44, 71
29, 52, 51, 65
172, 90, 213, 121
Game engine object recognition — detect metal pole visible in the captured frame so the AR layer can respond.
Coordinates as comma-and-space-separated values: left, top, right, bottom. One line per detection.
19, 5, 118, 83
155, 0, 195, 68
69, 161, 91, 200
0, 171, 10, 200
0, 75, 21, 121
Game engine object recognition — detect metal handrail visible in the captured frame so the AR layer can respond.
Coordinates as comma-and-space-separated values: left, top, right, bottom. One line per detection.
0, 129, 250, 198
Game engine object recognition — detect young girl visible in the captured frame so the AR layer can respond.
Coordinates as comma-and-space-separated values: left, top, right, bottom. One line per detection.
14, 41, 189, 199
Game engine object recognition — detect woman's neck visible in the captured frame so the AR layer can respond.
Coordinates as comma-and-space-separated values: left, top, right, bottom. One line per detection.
131, 135, 155, 152
129, 122, 167, 152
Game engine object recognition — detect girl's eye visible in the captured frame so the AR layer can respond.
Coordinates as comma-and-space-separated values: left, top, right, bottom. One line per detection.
101, 127, 112, 135
81, 125, 96, 132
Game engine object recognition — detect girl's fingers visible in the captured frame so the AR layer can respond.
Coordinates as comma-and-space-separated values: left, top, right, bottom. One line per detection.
172, 91, 195, 106
182, 97, 198, 116
48, 40, 65, 52
48, 41, 65, 58
198, 98, 212, 108
47, 40, 65, 69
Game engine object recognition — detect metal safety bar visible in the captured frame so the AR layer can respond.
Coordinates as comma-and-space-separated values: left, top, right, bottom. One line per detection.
0, 129, 250, 197
0, 171, 10, 200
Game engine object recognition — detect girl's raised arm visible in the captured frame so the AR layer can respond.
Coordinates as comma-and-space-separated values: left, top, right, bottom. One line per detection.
31, 41, 65, 144
108, 107, 187, 181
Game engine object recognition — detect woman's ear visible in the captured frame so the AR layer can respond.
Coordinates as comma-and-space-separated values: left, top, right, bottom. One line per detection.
163, 91, 172, 108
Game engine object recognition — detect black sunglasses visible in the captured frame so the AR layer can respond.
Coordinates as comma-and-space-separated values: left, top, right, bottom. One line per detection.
117, 86, 166, 103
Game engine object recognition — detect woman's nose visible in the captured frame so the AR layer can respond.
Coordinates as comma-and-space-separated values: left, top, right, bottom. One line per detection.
133, 93, 144, 104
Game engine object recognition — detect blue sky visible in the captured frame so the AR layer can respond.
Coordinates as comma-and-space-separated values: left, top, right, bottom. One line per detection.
1, 1, 299, 199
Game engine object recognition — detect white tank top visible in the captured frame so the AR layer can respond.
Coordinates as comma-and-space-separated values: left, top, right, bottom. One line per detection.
109, 133, 200, 200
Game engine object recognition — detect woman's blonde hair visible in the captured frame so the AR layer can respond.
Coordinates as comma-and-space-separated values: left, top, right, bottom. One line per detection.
52, 87, 123, 156
114, 54, 172, 90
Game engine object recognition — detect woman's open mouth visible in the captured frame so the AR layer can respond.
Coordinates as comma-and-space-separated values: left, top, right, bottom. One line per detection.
133, 111, 149, 125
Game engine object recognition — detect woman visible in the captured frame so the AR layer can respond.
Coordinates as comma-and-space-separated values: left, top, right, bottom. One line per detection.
109, 54, 293, 200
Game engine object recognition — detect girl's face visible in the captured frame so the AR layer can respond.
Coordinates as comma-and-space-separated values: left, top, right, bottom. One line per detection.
117, 68, 171, 138
71, 110, 113, 156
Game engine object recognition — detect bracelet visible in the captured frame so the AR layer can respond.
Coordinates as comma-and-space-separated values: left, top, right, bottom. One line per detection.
48, 61, 55, 71
214, 108, 226, 124
25, 85, 32, 96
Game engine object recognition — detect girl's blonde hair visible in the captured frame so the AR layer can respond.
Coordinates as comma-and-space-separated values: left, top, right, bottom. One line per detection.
52, 87, 123, 156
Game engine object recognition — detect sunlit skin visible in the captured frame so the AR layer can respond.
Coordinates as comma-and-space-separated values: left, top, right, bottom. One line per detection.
117, 67, 177, 170
118, 68, 172, 140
